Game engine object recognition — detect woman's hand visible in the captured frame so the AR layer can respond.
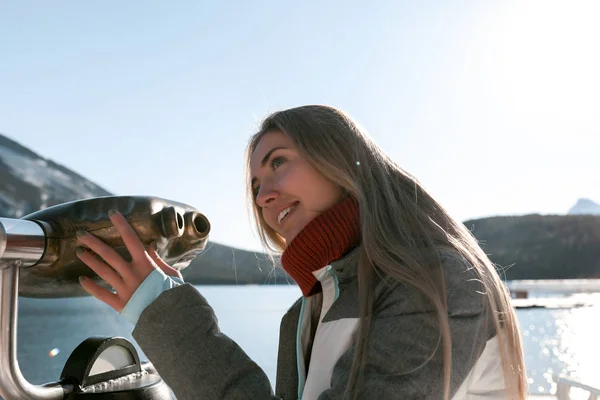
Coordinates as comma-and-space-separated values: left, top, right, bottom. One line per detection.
76, 209, 183, 312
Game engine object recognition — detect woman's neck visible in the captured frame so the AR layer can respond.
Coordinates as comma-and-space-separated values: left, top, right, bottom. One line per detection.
280, 197, 360, 296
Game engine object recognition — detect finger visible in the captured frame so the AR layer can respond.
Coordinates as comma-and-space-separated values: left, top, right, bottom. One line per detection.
108, 210, 147, 260
79, 276, 124, 312
76, 247, 128, 293
147, 244, 183, 280
76, 231, 136, 282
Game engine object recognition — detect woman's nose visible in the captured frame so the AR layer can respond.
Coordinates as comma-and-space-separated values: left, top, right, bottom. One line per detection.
255, 181, 278, 208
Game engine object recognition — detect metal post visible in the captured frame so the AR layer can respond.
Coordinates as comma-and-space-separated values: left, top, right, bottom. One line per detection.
0, 218, 67, 399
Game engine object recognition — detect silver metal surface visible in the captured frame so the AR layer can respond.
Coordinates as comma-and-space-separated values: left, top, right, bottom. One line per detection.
0, 264, 67, 399
0, 218, 66, 398
19, 196, 210, 297
0, 218, 45, 268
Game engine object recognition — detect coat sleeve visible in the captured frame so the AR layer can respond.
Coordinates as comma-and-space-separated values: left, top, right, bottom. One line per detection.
132, 283, 283, 400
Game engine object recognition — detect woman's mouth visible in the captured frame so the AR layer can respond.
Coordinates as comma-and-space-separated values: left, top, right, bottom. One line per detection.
277, 202, 298, 226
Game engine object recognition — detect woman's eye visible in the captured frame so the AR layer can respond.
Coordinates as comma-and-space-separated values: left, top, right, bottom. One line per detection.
252, 186, 260, 198
271, 157, 285, 169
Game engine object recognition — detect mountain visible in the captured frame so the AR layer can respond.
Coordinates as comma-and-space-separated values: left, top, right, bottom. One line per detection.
0, 133, 289, 286
182, 242, 288, 285
465, 214, 600, 280
568, 198, 600, 215
0, 134, 112, 217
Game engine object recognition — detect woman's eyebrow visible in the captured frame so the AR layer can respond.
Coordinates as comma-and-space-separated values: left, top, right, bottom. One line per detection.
260, 146, 287, 167
251, 146, 287, 187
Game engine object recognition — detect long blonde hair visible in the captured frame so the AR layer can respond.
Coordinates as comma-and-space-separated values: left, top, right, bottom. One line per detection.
245, 105, 527, 399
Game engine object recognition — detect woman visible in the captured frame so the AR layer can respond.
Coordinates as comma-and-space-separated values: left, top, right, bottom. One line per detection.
76, 105, 527, 399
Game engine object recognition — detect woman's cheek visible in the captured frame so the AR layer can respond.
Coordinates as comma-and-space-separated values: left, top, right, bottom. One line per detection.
261, 209, 275, 231
276, 168, 293, 190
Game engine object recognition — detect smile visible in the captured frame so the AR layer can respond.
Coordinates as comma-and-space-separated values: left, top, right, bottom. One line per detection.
277, 203, 298, 226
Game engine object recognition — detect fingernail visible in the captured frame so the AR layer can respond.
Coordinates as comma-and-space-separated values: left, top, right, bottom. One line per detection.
108, 209, 118, 217
75, 246, 84, 255
78, 276, 87, 283
76, 230, 87, 238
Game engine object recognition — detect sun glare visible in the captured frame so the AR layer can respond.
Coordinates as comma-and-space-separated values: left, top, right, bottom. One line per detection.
485, 1, 600, 139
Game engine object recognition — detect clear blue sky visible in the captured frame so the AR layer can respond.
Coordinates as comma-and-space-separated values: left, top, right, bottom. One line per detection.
2, 1, 598, 252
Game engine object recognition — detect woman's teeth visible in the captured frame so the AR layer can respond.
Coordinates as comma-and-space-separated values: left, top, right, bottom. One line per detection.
278, 206, 294, 225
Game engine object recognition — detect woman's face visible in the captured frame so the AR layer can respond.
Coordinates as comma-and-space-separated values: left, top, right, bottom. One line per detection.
250, 130, 343, 245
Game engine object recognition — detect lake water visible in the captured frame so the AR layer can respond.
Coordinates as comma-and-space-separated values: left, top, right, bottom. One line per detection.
8, 285, 600, 397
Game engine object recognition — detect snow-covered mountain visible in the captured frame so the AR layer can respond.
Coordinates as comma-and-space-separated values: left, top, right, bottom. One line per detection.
0, 133, 112, 218
568, 198, 600, 215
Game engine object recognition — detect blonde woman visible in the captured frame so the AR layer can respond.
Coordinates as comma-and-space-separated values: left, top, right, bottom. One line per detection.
77, 105, 527, 399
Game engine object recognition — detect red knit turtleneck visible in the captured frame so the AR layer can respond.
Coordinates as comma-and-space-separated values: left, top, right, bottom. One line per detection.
281, 197, 360, 297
